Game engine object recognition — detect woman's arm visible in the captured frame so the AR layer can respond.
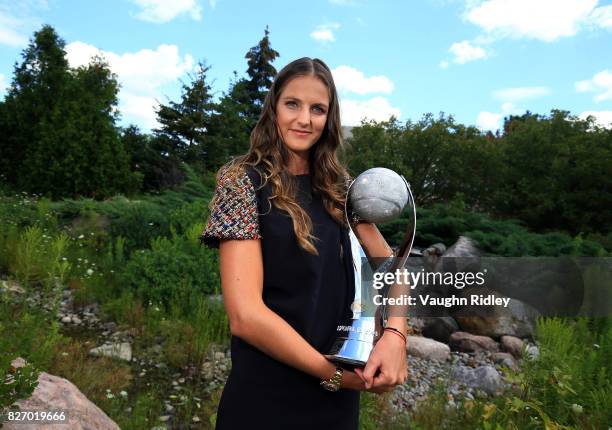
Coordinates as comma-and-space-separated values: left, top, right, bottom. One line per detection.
219, 238, 365, 390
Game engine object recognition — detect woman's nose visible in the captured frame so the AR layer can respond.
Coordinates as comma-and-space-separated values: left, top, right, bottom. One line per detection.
297, 107, 310, 126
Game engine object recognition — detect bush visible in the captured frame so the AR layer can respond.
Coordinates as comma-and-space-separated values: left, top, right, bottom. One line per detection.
121, 223, 219, 315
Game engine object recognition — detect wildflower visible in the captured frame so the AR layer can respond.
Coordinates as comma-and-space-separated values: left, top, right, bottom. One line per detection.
106, 392, 114, 399
86, 269, 94, 276
78, 234, 84, 239
62, 257, 67, 261
155, 307, 160, 312
120, 390, 128, 397
593, 343, 600, 349
571, 404, 583, 414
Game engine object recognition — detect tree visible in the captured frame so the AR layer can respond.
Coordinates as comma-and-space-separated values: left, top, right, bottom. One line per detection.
243, 25, 279, 121
155, 61, 215, 170
1, 25, 137, 199
0, 24, 70, 187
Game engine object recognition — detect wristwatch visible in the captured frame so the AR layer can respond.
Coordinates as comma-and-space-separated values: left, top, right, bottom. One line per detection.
320, 367, 343, 391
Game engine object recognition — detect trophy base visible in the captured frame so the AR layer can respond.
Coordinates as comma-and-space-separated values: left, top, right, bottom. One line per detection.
324, 354, 367, 370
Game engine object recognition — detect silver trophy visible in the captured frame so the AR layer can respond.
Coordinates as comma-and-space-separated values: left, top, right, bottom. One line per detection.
325, 168, 416, 368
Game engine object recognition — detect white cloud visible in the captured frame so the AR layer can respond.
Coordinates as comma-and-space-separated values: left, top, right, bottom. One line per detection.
66, 41, 194, 94
448, 40, 487, 64
476, 111, 503, 131
65, 41, 195, 130
579, 110, 612, 128
340, 97, 401, 126
130, 0, 202, 23
120, 93, 161, 131
575, 70, 612, 102
310, 23, 340, 43
0, 73, 7, 94
589, 4, 612, 28
476, 102, 521, 132
464, 0, 608, 42
0, 11, 30, 47
332, 65, 394, 95
493, 86, 551, 102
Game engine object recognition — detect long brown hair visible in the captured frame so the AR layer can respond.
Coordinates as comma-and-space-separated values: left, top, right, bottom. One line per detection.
220, 57, 349, 255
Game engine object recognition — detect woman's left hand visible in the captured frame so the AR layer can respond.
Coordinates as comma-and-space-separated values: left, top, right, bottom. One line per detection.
354, 331, 407, 393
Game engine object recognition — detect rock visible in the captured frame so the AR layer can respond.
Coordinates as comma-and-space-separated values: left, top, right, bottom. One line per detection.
449, 332, 499, 353
406, 336, 450, 361
1, 280, 25, 294
61, 316, 72, 324
420, 317, 460, 343
453, 297, 539, 338
491, 352, 518, 370
71, 316, 82, 325
102, 321, 117, 331
89, 342, 132, 362
500, 335, 524, 359
5, 358, 120, 430
451, 365, 503, 395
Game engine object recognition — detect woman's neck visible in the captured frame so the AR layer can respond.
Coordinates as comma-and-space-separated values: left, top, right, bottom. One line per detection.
286, 152, 310, 175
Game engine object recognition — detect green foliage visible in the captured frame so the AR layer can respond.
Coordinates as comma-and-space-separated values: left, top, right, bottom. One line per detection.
121, 227, 219, 315
347, 111, 612, 238
408, 318, 612, 429
155, 61, 216, 171
0, 25, 137, 200
379, 201, 609, 256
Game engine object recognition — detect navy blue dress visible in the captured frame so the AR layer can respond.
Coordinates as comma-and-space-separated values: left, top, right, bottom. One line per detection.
201, 165, 360, 430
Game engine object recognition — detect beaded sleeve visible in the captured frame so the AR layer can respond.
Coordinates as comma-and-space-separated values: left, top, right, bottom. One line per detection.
200, 166, 262, 249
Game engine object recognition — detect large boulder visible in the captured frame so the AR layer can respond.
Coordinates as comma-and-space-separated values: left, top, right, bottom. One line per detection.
406, 336, 450, 361
453, 297, 539, 339
5, 358, 120, 430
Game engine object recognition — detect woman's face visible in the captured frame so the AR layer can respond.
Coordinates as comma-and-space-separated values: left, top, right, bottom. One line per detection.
275, 74, 330, 159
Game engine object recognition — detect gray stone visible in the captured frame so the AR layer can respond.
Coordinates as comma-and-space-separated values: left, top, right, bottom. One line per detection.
491, 352, 518, 370
89, 342, 132, 362
451, 365, 503, 395
406, 336, 450, 361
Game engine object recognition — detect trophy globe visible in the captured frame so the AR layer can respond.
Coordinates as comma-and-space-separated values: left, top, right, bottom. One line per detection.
349, 167, 410, 224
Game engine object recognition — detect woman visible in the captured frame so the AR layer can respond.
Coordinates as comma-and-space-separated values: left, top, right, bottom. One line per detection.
200, 57, 407, 429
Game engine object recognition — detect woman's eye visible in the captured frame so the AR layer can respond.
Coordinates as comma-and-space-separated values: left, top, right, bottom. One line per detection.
313, 106, 326, 114
286, 101, 297, 108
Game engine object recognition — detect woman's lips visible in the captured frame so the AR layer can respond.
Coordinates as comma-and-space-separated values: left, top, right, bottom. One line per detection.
291, 129, 311, 137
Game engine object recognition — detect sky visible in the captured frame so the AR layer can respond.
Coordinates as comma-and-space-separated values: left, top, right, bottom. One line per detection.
0, 0, 611, 133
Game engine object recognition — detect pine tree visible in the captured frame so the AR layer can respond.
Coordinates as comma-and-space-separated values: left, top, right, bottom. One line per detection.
243, 26, 279, 123
155, 61, 215, 170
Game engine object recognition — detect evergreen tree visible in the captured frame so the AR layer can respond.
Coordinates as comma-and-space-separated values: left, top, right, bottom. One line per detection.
1, 25, 137, 199
244, 25, 279, 120
0, 25, 70, 188
155, 61, 215, 170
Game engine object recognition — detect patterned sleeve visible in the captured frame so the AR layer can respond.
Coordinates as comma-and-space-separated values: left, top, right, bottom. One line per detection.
344, 174, 364, 227
200, 166, 261, 249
